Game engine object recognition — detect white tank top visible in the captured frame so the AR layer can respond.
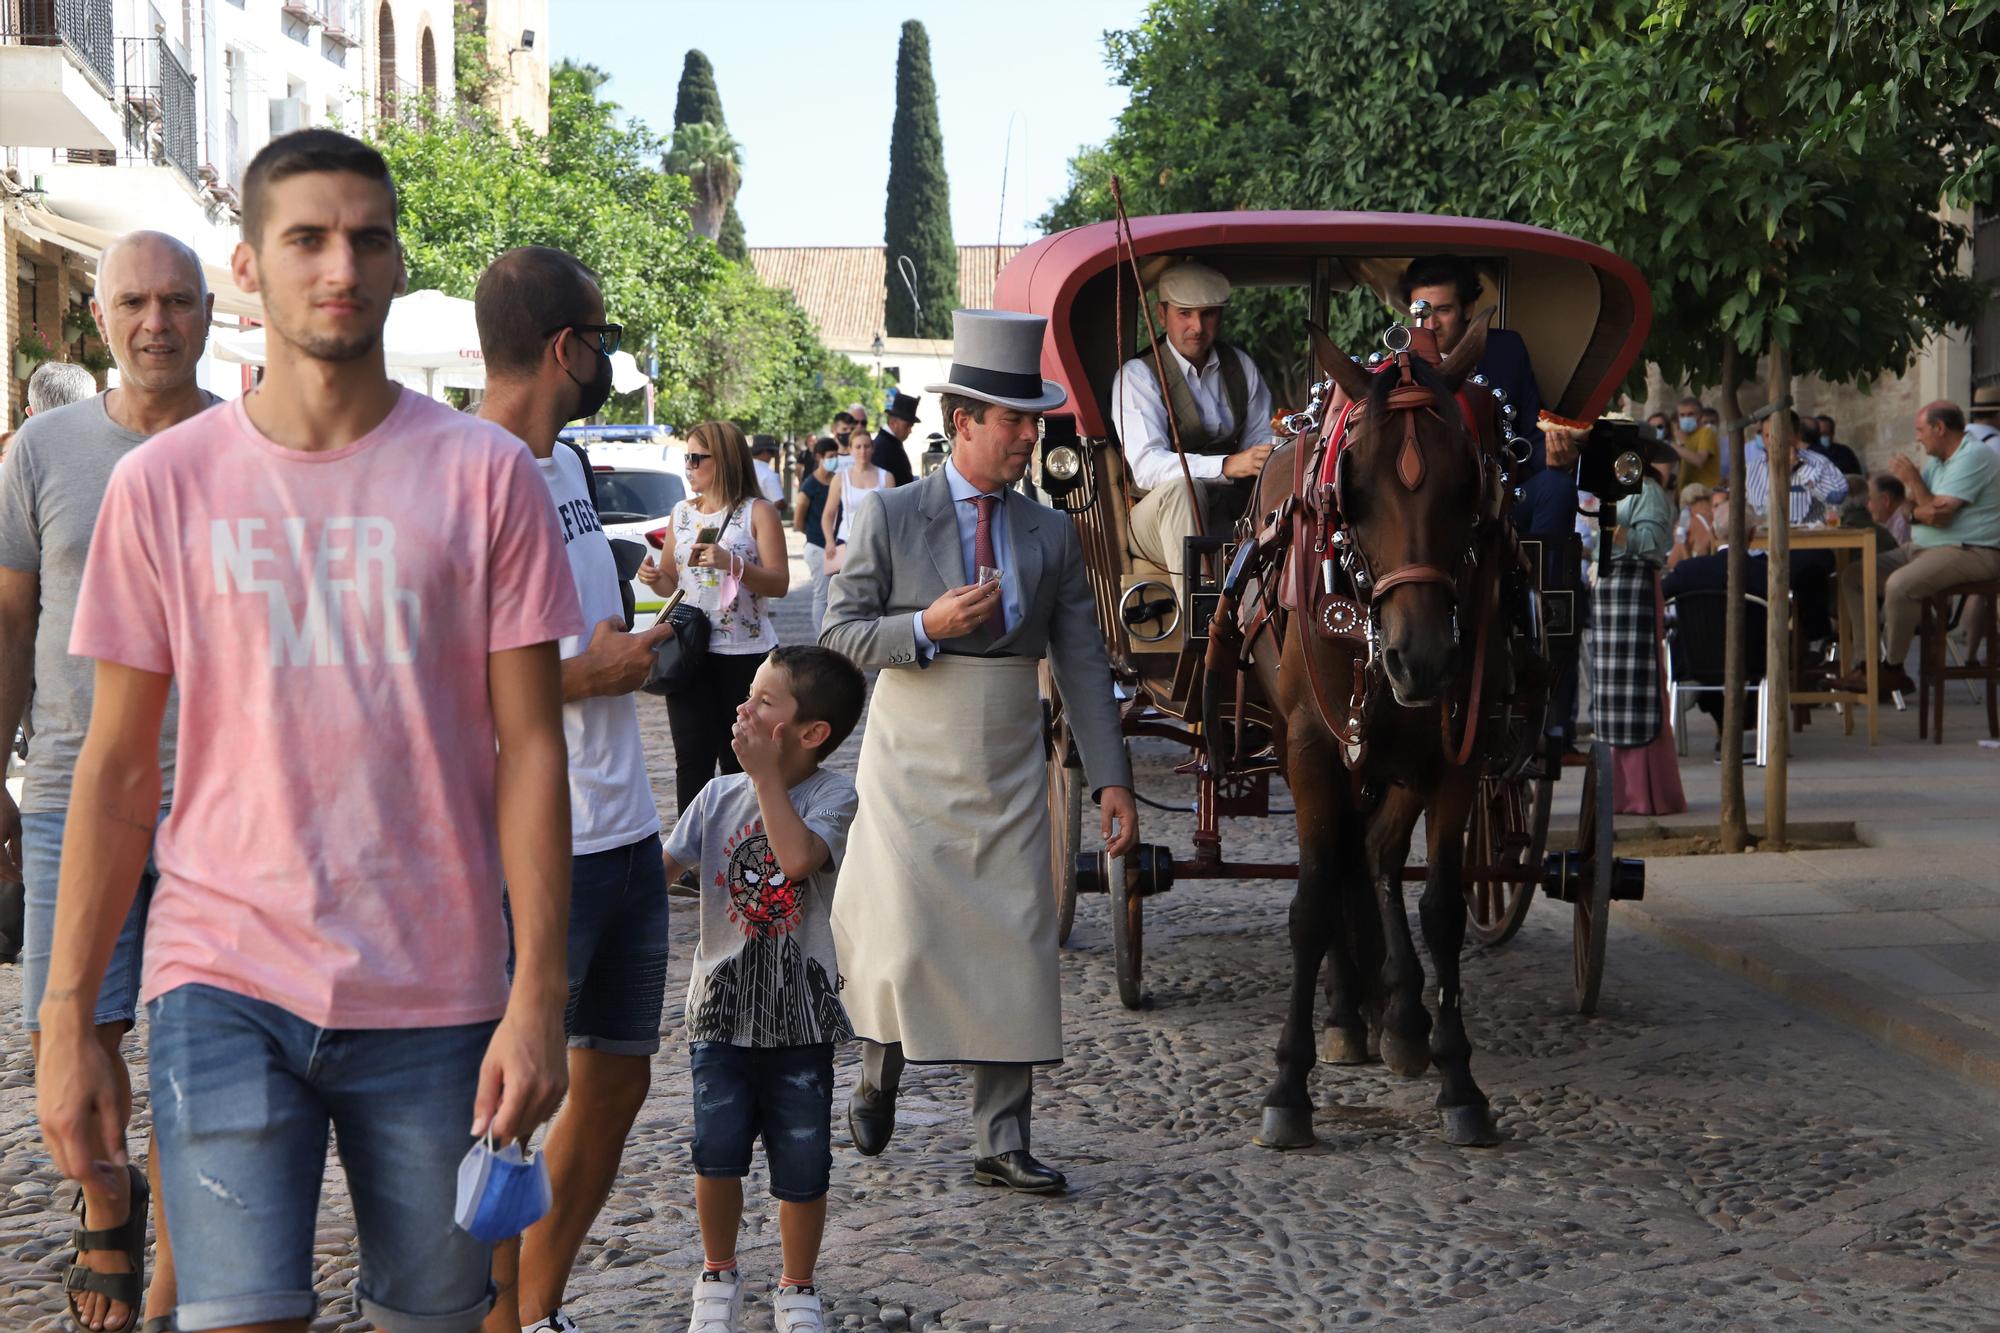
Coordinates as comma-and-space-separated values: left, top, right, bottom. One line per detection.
672, 497, 778, 654
835, 467, 888, 544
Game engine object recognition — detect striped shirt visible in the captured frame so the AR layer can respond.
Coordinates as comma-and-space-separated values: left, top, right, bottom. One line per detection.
1743, 440, 1848, 526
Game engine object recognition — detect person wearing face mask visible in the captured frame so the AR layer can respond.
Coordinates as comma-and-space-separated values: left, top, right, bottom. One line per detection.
1667, 395, 1721, 491
475, 246, 675, 1333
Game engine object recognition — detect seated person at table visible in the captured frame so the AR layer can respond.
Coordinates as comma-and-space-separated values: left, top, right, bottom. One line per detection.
1869, 473, 1913, 546
1662, 500, 1769, 753
1111, 261, 1275, 579
1837, 401, 2000, 697
1744, 413, 1848, 527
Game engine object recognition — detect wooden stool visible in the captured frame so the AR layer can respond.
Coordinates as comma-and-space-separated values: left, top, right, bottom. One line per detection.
1918, 580, 2000, 744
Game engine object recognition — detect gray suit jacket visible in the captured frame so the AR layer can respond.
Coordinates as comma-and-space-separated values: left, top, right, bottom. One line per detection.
820, 468, 1132, 794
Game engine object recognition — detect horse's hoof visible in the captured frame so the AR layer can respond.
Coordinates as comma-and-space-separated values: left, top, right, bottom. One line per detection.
1319, 1028, 1375, 1066
1381, 1033, 1432, 1079
1253, 1106, 1317, 1150
1440, 1104, 1501, 1148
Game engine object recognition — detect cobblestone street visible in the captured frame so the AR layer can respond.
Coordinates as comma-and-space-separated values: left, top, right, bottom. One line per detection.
3, 548, 1998, 1331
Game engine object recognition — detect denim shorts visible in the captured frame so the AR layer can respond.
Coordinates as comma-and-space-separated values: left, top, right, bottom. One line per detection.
147, 984, 497, 1333
689, 1041, 835, 1202
19, 807, 164, 1032
506, 833, 670, 1055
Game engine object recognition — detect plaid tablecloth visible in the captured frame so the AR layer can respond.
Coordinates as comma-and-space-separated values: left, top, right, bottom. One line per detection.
1591, 558, 1662, 748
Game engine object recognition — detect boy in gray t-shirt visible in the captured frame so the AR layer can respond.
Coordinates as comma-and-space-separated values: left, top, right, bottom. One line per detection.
662, 645, 865, 1333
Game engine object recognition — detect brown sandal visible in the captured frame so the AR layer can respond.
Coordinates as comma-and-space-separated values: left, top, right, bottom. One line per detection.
63, 1163, 148, 1330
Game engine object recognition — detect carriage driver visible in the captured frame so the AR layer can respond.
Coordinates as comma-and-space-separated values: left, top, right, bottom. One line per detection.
1110, 261, 1276, 578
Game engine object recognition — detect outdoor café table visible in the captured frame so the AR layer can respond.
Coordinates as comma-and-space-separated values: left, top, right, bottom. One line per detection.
1751, 524, 1880, 744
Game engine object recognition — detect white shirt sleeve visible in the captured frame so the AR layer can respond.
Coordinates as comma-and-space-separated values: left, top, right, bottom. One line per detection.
1113, 357, 1227, 490
1236, 347, 1275, 447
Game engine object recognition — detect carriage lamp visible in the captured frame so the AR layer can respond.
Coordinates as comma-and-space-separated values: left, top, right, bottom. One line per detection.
1035, 417, 1094, 513
1613, 450, 1644, 488
1044, 444, 1082, 482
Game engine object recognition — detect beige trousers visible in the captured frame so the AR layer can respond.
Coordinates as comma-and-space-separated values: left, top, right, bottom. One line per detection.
1838, 542, 2000, 666
1129, 479, 1220, 578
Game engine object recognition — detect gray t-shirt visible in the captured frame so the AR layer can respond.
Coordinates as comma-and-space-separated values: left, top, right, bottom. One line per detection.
0, 393, 206, 812
664, 768, 857, 1047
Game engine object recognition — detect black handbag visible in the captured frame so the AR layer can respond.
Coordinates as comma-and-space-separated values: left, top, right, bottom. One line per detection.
640, 500, 747, 695
642, 599, 712, 696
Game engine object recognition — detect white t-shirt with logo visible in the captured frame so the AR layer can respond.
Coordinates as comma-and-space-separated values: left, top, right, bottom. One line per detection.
539, 446, 661, 854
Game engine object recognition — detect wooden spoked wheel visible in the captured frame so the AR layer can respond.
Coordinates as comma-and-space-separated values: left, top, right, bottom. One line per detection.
1463, 773, 1552, 946
1108, 851, 1144, 1010
1573, 742, 1614, 1015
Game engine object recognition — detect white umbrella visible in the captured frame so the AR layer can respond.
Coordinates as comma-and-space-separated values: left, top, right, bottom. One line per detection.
211, 291, 653, 402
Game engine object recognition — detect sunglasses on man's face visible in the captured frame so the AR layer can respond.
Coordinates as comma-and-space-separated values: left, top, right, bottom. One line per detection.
543, 322, 623, 356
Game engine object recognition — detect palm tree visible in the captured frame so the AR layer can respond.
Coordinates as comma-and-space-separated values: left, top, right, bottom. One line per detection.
666, 121, 742, 243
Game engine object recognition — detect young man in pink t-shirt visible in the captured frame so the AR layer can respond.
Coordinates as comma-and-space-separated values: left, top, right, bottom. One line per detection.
37, 129, 582, 1333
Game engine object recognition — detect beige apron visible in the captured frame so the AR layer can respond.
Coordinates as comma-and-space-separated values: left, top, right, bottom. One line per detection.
831, 655, 1060, 1063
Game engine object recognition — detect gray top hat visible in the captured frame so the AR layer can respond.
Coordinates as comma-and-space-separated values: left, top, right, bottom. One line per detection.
925, 309, 1067, 413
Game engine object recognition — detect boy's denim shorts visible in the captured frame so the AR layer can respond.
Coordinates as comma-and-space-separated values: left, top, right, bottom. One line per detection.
689, 1041, 835, 1202
147, 983, 497, 1333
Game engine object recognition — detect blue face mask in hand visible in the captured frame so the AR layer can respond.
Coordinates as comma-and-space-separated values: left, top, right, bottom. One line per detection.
454, 1136, 552, 1243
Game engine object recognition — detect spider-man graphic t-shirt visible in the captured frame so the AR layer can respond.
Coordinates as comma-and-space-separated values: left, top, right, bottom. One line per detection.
666, 768, 857, 1047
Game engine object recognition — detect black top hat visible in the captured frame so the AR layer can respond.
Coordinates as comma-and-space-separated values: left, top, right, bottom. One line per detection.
885, 390, 920, 423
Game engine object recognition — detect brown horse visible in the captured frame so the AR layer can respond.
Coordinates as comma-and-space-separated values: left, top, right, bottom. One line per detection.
1219, 311, 1514, 1149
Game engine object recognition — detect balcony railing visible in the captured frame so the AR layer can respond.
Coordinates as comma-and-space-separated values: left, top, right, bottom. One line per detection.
0, 0, 117, 92
117, 36, 198, 185
318, 0, 362, 45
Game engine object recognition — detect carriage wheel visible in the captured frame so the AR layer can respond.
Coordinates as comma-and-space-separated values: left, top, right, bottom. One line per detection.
1108, 851, 1145, 1009
1572, 742, 1614, 1015
1462, 773, 1551, 947
1047, 735, 1083, 947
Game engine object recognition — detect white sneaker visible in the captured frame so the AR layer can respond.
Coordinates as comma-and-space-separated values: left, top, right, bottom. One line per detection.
773, 1287, 825, 1333
525, 1312, 580, 1333
688, 1268, 745, 1333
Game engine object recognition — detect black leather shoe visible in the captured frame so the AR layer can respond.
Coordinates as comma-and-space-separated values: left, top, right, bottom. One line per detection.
972, 1149, 1066, 1194
848, 1083, 896, 1157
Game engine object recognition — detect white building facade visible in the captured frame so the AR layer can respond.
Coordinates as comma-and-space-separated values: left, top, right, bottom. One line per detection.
1, 0, 459, 418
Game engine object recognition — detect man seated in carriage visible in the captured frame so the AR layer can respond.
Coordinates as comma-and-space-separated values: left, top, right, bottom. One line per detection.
1109, 261, 1277, 580
1399, 254, 1547, 465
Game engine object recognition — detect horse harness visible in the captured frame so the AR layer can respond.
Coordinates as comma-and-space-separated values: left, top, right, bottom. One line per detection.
1208, 331, 1523, 772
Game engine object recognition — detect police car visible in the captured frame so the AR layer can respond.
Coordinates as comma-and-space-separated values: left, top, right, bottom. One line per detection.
557, 425, 688, 629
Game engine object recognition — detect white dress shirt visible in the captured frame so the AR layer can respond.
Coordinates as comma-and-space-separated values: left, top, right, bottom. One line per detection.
1111, 341, 1275, 490
911, 459, 1024, 658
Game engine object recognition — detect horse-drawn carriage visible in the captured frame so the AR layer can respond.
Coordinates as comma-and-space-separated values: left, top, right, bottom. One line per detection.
998, 210, 1656, 1146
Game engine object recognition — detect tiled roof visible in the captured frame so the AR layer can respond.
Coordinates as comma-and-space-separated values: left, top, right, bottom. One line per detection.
749, 245, 1023, 347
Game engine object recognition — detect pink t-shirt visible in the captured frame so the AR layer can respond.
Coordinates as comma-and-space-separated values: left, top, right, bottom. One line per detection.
70, 389, 583, 1029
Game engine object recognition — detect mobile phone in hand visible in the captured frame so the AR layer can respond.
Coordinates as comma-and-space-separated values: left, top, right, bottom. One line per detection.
660, 588, 686, 617
695, 526, 721, 545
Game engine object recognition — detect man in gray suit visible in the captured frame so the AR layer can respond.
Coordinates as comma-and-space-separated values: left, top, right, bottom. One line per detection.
823, 309, 1136, 1194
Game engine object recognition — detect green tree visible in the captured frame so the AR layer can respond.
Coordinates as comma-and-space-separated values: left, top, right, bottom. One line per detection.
374, 63, 719, 396
1503, 0, 1998, 846
664, 264, 876, 437
884, 19, 957, 338
672, 50, 748, 260
666, 121, 744, 244
1041, 0, 1553, 396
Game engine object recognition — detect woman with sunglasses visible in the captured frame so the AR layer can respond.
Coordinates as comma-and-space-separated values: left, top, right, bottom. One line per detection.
638, 421, 790, 816
820, 428, 895, 576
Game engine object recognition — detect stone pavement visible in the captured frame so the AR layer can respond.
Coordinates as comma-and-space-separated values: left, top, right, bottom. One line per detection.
1548, 681, 2000, 1092
3, 533, 1999, 1330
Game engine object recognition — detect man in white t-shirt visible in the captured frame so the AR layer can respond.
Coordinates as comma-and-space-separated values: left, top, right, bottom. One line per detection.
751, 436, 786, 504
476, 246, 675, 1333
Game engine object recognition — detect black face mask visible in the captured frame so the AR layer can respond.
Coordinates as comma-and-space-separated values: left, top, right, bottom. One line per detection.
564, 343, 613, 422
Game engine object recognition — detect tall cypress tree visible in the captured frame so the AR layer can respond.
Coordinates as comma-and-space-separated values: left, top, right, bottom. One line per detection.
672, 50, 748, 261
883, 20, 957, 338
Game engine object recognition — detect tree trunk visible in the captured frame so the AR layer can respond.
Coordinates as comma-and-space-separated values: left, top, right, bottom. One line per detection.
690, 185, 724, 241
1717, 345, 1749, 852
1762, 339, 1793, 851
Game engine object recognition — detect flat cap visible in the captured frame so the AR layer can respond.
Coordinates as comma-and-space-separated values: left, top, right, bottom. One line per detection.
1156, 261, 1231, 309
